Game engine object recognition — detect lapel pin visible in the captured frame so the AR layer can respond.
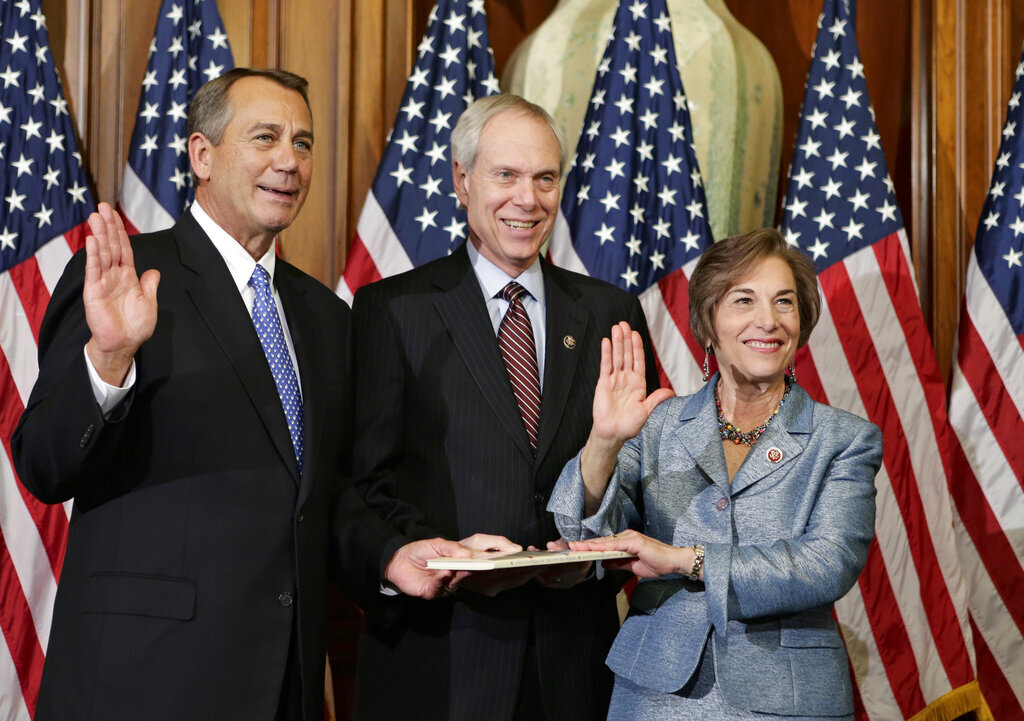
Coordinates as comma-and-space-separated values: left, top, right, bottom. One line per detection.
766, 447, 783, 463
563, 335, 576, 349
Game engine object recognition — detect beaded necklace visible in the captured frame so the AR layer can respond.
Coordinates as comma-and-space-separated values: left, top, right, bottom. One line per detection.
715, 377, 791, 447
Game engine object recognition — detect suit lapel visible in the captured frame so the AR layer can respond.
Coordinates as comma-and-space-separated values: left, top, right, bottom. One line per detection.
174, 215, 301, 483
433, 247, 535, 461
731, 384, 812, 494
675, 381, 731, 492
535, 262, 589, 466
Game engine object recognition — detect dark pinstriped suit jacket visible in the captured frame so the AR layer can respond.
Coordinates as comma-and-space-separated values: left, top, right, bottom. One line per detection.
349, 244, 659, 721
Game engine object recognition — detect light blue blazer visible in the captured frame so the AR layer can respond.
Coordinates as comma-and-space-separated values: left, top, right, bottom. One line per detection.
549, 376, 882, 717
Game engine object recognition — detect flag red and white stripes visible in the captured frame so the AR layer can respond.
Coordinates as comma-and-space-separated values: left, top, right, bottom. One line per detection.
947, 42, 1024, 721
780, 1, 980, 717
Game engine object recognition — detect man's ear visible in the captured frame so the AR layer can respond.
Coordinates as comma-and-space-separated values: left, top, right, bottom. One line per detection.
188, 132, 213, 183
451, 160, 470, 208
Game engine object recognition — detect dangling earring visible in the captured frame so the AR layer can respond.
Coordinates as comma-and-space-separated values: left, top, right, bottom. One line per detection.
702, 347, 712, 382
788, 363, 797, 383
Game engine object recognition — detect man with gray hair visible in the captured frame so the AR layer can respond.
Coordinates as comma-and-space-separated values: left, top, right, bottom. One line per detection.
349, 94, 659, 721
13, 68, 470, 721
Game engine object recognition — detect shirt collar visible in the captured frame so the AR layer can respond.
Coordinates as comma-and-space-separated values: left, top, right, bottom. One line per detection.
466, 240, 545, 305
190, 201, 278, 292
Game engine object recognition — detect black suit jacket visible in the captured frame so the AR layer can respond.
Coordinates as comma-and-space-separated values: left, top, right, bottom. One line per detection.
350, 245, 658, 721
13, 212, 391, 721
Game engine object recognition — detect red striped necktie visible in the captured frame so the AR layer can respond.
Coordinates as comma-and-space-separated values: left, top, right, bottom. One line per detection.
497, 281, 541, 454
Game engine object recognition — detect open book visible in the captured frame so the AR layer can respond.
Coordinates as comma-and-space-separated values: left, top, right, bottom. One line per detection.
426, 549, 636, 570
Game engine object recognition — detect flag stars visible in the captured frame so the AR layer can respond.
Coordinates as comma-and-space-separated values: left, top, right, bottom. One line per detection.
668, 121, 686, 143
142, 70, 159, 91
45, 129, 65, 153
28, 83, 46, 104
846, 57, 865, 79
991, 181, 1006, 198
861, 128, 882, 151
208, 27, 229, 49
1010, 216, 1024, 237
650, 45, 668, 67
842, 218, 864, 241
188, 18, 203, 39
1011, 91, 1021, 109
425, 142, 447, 166
168, 36, 184, 56
654, 12, 671, 33
141, 101, 160, 123
849, 189, 871, 212
395, 130, 418, 155
877, 199, 897, 222
435, 76, 457, 100
813, 77, 835, 99
652, 218, 670, 240
629, 205, 645, 225
415, 208, 438, 231
443, 11, 466, 34
203, 60, 225, 82
49, 96, 68, 116
444, 217, 467, 242
169, 68, 188, 89
628, 0, 648, 20
168, 135, 187, 156
662, 154, 682, 176
808, 238, 830, 260
983, 210, 999, 230
439, 45, 461, 67
821, 176, 843, 199
649, 250, 666, 270
620, 266, 639, 288
6, 188, 27, 213
657, 187, 677, 206
1004, 246, 1023, 268
169, 168, 189, 190
800, 137, 822, 158
807, 108, 828, 129
610, 126, 630, 148
685, 198, 703, 219
786, 196, 808, 218
419, 176, 443, 199
614, 94, 634, 116
401, 98, 425, 121
0, 227, 16, 251
168, 101, 188, 122
840, 88, 862, 109
35, 43, 48, 64
784, 228, 801, 247
390, 162, 413, 187
6, 30, 29, 54
813, 208, 835, 230
636, 140, 654, 161
821, 48, 841, 70
586, 120, 601, 140
34, 204, 54, 228
409, 67, 429, 90
467, 27, 483, 49
855, 157, 877, 180
12, 153, 33, 177
21, 117, 43, 141
826, 147, 848, 169
166, 3, 184, 23
626, 236, 643, 255
834, 115, 856, 138
42, 166, 60, 189
0, 66, 20, 88
828, 18, 847, 37
639, 108, 658, 130
600, 191, 621, 213
643, 77, 664, 98
605, 157, 626, 180
1014, 186, 1024, 206
680, 230, 702, 251
595, 223, 616, 245
619, 63, 638, 85
1004, 121, 1017, 139
624, 31, 642, 52
793, 167, 814, 189
633, 174, 650, 194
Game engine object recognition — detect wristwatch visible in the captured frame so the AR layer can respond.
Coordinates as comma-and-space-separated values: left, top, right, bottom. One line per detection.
687, 544, 705, 581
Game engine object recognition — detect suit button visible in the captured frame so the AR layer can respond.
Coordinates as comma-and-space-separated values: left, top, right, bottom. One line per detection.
79, 423, 95, 448
278, 592, 293, 607
533, 491, 546, 504
715, 497, 730, 511
296, 513, 304, 523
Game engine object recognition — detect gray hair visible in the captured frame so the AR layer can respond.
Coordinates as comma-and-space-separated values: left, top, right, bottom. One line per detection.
450, 94, 567, 173
187, 68, 311, 186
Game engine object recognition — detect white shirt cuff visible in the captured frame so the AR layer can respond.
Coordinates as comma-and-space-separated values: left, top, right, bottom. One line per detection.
84, 346, 136, 416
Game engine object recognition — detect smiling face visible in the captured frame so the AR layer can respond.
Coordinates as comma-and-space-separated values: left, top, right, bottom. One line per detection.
452, 109, 561, 277
190, 76, 313, 257
712, 256, 800, 388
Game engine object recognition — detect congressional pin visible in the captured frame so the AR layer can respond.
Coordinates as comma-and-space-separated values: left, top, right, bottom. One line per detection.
563, 335, 576, 349
766, 447, 783, 463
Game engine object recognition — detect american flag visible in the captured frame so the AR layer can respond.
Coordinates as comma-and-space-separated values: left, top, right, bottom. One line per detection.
336, 0, 499, 303
947, 43, 1024, 721
117, 0, 233, 235
0, 0, 95, 718
780, 1, 980, 718
548, 0, 713, 393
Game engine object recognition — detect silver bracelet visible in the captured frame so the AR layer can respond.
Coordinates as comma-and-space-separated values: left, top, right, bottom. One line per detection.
687, 544, 705, 581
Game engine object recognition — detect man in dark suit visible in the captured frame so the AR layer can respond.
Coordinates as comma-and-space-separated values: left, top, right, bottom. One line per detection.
12, 68, 467, 721
349, 95, 660, 721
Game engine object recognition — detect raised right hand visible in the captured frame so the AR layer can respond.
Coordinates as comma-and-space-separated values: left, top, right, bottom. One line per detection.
590, 321, 674, 447
83, 202, 160, 385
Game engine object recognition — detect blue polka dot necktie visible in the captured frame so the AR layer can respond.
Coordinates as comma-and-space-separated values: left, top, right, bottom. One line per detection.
249, 264, 304, 471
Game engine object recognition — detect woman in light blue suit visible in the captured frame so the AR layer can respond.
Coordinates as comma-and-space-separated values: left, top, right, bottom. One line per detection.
549, 229, 882, 720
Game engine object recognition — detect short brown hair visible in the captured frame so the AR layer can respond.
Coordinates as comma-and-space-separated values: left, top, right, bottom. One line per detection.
187, 68, 311, 185
688, 228, 821, 349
